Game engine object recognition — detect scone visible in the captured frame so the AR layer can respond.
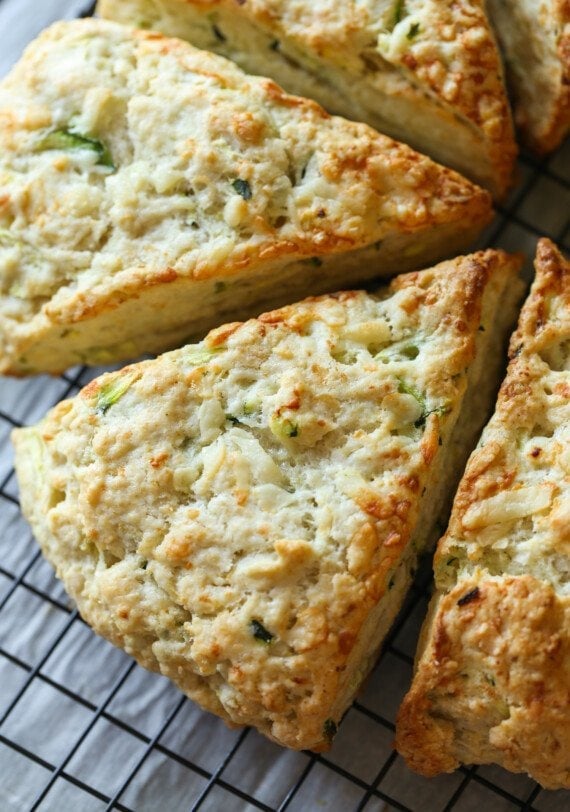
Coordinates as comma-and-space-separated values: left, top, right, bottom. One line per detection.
396, 240, 570, 789
12, 249, 523, 751
487, 0, 570, 153
0, 20, 492, 377
97, 0, 517, 198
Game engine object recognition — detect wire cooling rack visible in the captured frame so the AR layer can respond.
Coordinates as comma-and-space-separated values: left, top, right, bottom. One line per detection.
0, 1, 569, 809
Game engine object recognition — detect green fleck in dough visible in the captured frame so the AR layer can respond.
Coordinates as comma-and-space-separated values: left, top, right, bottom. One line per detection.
37, 128, 114, 168
232, 178, 252, 200
95, 372, 138, 414
250, 619, 274, 644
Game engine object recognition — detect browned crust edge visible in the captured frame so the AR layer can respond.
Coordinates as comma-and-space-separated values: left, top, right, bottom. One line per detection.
12, 248, 520, 751
396, 575, 570, 787
395, 239, 570, 789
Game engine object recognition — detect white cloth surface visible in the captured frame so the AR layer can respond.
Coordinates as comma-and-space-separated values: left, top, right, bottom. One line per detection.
0, 0, 92, 77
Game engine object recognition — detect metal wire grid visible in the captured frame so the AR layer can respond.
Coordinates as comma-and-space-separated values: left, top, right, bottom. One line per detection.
0, 3, 569, 810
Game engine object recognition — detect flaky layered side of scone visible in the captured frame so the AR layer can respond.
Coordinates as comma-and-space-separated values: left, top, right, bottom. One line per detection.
98, 0, 517, 198
487, 0, 570, 153
13, 251, 522, 751
0, 19, 492, 377
396, 240, 570, 789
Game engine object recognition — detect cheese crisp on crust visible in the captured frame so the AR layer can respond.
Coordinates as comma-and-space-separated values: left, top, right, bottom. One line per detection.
13, 251, 522, 751
396, 240, 570, 789
487, 0, 570, 153
0, 19, 492, 376
98, 0, 517, 198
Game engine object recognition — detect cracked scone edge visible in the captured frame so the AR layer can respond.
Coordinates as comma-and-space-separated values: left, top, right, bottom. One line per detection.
12, 250, 522, 751
396, 239, 570, 789
0, 18, 492, 376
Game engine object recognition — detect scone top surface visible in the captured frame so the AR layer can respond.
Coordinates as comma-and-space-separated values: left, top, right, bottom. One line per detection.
396, 240, 570, 789
98, 0, 516, 197
12, 251, 514, 751
0, 18, 491, 374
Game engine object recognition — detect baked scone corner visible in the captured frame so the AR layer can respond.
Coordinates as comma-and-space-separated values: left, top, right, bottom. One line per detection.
12, 249, 522, 751
395, 239, 570, 789
0, 18, 492, 376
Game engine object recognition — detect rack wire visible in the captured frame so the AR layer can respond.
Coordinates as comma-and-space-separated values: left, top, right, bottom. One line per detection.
0, 2, 569, 809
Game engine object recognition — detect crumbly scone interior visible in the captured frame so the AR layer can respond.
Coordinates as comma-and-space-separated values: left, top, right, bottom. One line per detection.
13, 254, 519, 750
99, 0, 514, 196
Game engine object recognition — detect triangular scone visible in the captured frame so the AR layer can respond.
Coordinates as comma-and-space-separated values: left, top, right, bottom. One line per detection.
13, 250, 522, 751
98, 0, 516, 198
0, 21, 492, 377
396, 240, 570, 789
487, 0, 570, 153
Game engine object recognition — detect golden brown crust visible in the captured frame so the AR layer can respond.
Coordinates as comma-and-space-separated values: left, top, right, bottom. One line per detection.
396, 240, 570, 789
0, 20, 493, 375
13, 250, 521, 751
98, 0, 516, 198
378, 0, 516, 196
397, 575, 570, 785
510, 237, 570, 355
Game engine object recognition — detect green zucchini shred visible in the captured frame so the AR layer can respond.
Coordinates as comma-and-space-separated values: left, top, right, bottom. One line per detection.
185, 347, 222, 366
407, 22, 420, 39
270, 416, 299, 439
95, 372, 137, 414
392, 0, 406, 27
225, 414, 243, 425
396, 378, 449, 429
37, 128, 114, 168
